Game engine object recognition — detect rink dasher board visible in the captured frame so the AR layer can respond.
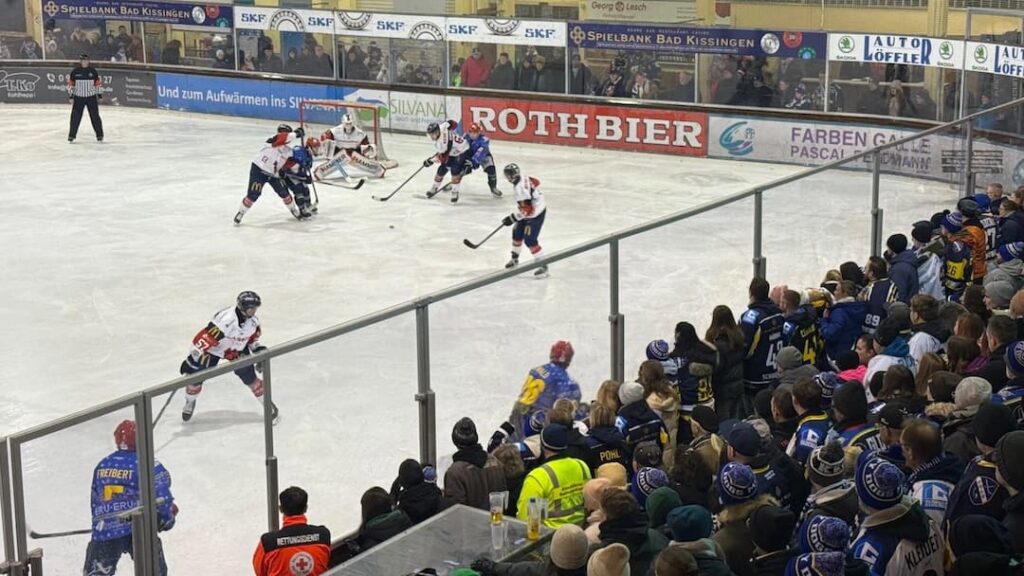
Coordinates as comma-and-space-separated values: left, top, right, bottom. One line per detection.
0, 64, 157, 108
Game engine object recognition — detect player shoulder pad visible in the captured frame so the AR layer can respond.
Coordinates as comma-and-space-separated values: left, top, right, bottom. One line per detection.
741, 309, 760, 325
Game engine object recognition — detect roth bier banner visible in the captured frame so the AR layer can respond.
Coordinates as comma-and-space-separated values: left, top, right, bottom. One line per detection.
445, 17, 565, 47
828, 33, 964, 69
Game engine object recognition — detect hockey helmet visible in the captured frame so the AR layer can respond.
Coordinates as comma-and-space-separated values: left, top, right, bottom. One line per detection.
114, 420, 137, 451
341, 113, 355, 134
237, 291, 262, 314
503, 163, 521, 184
277, 124, 293, 134
550, 340, 575, 366
467, 122, 482, 136
306, 136, 321, 154
426, 121, 441, 140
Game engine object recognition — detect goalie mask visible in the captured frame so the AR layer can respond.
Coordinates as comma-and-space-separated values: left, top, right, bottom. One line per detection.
341, 113, 355, 134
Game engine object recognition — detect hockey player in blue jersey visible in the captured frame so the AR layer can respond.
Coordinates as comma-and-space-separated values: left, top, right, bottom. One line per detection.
491, 341, 581, 445
83, 420, 177, 576
280, 136, 321, 219
464, 122, 502, 198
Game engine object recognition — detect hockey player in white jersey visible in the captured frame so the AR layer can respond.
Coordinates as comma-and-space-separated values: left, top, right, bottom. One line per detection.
179, 291, 278, 422
501, 164, 548, 277
314, 114, 387, 180
423, 120, 471, 204
234, 125, 305, 224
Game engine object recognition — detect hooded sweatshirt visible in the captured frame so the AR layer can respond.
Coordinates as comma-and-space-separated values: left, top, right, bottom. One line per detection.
852, 499, 944, 576
820, 298, 869, 362
864, 337, 917, 386
889, 250, 921, 304
906, 452, 965, 525
907, 319, 949, 363
389, 460, 441, 525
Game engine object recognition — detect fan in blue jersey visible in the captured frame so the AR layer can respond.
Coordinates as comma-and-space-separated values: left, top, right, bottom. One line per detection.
740, 278, 785, 416
279, 136, 321, 220
464, 122, 502, 198
826, 382, 886, 453
860, 257, 899, 335
787, 378, 831, 466
779, 289, 826, 370
995, 340, 1024, 422
83, 420, 177, 576
945, 402, 1015, 523
502, 341, 581, 444
902, 417, 964, 525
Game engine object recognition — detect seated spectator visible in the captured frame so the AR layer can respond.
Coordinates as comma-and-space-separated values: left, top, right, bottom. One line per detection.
829, 382, 885, 452
943, 377, 993, 462
596, 67, 627, 98
820, 281, 868, 364
923, 370, 960, 423
449, 64, 462, 87
332, 487, 411, 565
665, 506, 733, 576
777, 347, 819, 388
461, 47, 489, 88
584, 404, 629, 473
713, 462, 776, 576
770, 386, 799, 452
517, 424, 591, 528
444, 417, 507, 510
616, 381, 669, 454
851, 454, 943, 574
260, 46, 282, 73
902, 417, 964, 524
597, 462, 629, 489
253, 486, 330, 576
946, 401, 1015, 522
489, 52, 515, 90
388, 459, 440, 525
596, 489, 669, 576
800, 441, 858, 526
970, 316, 1016, 391
995, 431, 1024, 553
908, 295, 946, 363
285, 48, 299, 72
653, 546, 699, 576
788, 378, 830, 466
587, 543, 630, 576
948, 334, 983, 376
748, 505, 798, 576
472, 523, 589, 576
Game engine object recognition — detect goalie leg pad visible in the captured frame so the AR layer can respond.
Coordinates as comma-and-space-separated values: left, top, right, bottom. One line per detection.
349, 151, 386, 178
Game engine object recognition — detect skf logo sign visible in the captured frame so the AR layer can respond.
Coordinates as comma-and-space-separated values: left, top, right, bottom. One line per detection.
525, 27, 556, 39
240, 12, 266, 24
448, 24, 478, 35
376, 20, 405, 32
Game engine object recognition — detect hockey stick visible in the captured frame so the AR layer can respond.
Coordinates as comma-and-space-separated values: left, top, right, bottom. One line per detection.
316, 178, 365, 190
310, 178, 320, 207
372, 161, 429, 202
152, 388, 178, 428
463, 222, 506, 249
30, 527, 91, 539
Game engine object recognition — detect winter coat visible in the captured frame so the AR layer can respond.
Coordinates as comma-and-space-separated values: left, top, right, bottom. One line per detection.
1001, 211, 1024, 244
1004, 491, 1024, 554
647, 389, 681, 468
331, 510, 413, 564
711, 333, 745, 405
943, 415, 982, 464
443, 445, 508, 511
584, 425, 630, 474
389, 460, 441, 525
616, 400, 669, 454
489, 62, 515, 90
568, 64, 594, 95
779, 364, 820, 388
751, 548, 798, 576
491, 559, 585, 576
820, 299, 869, 361
968, 344, 1009, 392
915, 249, 945, 300
908, 320, 949, 363
671, 539, 737, 576
863, 337, 917, 387
597, 510, 669, 576
799, 480, 859, 526
945, 453, 1007, 522
690, 433, 725, 483
460, 56, 490, 88
714, 494, 778, 576
851, 499, 943, 576
888, 250, 920, 303
907, 451, 965, 525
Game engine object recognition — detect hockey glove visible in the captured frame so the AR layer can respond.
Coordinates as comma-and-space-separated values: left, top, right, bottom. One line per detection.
487, 421, 515, 452
223, 349, 240, 361
422, 157, 435, 168
250, 344, 268, 374
502, 214, 516, 227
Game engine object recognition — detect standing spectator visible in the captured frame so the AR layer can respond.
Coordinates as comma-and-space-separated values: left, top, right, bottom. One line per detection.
596, 67, 627, 98
999, 203, 1024, 245
740, 278, 786, 417
912, 221, 945, 300
67, 53, 104, 143
908, 295, 947, 363
333, 488, 412, 564
253, 487, 330, 576
945, 401, 1015, 523
308, 44, 333, 77
532, 55, 558, 93
489, 52, 515, 90
443, 417, 506, 510
389, 459, 441, 525
970, 315, 1016, 390
460, 46, 490, 88
631, 69, 658, 100
667, 70, 697, 103
20, 37, 41, 59
83, 421, 176, 576
587, 543, 631, 576
516, 54, 536, 91
800, 441, 858, 526
887, 80, 906, 117
989, 182, 1007, 213
669, 322, 718, 444
213, 48, 232, 70
344, 48, 367, 80
713, 462, 774, 576
260, 46, 282, 73
584, 404, 630, 473
780, 289, 826, 370
856, 77, 887, 115
115, 25, 130, 47
285, 48, 300, 74
993, 430, 1024, 552
665, 506, 733, 575
473, 523, 590, 576
109, 44, 127, 63
829, 382, 885, 452
596, 489, 669, 575
492, 444, 526, 517
516, 424, 592, 528
616, 381, 669, 455
886, 234, 920, 303
568, 53, 594, 95
902, 417, 965, 525
706, 305, 745, 420
861, 257, 899, 334
770, 386, 799, 451
449, 65, 462, 87
851, 454, 944, 574
639, 361, 680, 466
748, 505, 799, 576
820, 281, 867, 366
788, 378, 831, 466
160, 39, 181, 65
994, 340, 1024, 413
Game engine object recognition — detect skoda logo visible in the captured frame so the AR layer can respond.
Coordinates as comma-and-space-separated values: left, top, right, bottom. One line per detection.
409, 21, 444, 40
338, 11, 372, 31
838, 35, 855, 54
939, 41, 953, 60
484, 18, 521, 35
975, 44, 989, 64
268, 9, 305, 32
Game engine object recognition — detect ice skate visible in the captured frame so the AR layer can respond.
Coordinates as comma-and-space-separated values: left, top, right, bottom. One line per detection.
534, 265, 549, 278
182, 396, 196, 422
505, 254, 519, 269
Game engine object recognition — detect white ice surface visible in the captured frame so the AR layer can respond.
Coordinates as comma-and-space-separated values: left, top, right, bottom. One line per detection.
0, 104, 959, 574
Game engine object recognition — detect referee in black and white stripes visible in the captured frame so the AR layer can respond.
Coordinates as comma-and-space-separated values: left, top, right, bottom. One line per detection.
67, 53, 104, 143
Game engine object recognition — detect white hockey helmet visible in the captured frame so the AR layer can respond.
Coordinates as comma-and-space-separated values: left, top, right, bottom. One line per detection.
341, 113, 355, 134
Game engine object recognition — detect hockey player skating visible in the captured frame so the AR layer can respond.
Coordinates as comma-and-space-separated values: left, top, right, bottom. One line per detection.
464, 122, 502, 197
502, 164, 548, 277
83, 420, 177, 576
281, 136, 321, 219
315, 114, 387, 180
235, 125, 306, 224
424, 120, 471, 204
179, 291, 278, 422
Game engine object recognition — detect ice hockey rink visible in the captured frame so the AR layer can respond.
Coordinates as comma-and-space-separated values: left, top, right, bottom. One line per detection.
0, 104, 960, 573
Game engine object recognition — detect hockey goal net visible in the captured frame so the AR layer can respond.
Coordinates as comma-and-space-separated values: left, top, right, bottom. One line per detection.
298, 99, 398, 169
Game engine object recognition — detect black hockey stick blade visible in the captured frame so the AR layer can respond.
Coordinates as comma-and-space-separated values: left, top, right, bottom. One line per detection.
463, 222, 505, 250
30, 528, 91, 539
317, 178, 365, 190
373, 161, 428, 202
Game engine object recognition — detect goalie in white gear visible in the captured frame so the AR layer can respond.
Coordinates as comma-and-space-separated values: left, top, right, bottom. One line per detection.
315, 113, 387, 180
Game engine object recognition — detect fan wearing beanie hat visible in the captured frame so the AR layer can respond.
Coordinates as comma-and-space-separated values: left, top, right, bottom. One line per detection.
749, 505, 797, 575
885, 234, 920, 305
798, 515, 850, 554
994, 431, 1024, 502
646, 339, 670, 361
713, 462, 778, 576
629, 467, 669, 509
587, 543, 630, 576
942, 399, 1015, 520
506, 341, 582, 448
515, 424, 592, 529
850, 452, 945, 576
998, 241, 1024, 263
444, 417, 509, 511
985, 280, 1015, 311
716, 462, 759, 506
802, 441, 859, 526
784, 551, 846, 576
999, 342, 1024, 414
615, 380, 669, 455
776, 346, 817, 387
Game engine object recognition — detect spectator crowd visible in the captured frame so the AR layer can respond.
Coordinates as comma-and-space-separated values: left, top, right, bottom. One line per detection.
258, 180, 1024, 575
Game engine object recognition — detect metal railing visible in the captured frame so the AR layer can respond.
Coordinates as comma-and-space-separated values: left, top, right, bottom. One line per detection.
0, 95, 1021, 575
